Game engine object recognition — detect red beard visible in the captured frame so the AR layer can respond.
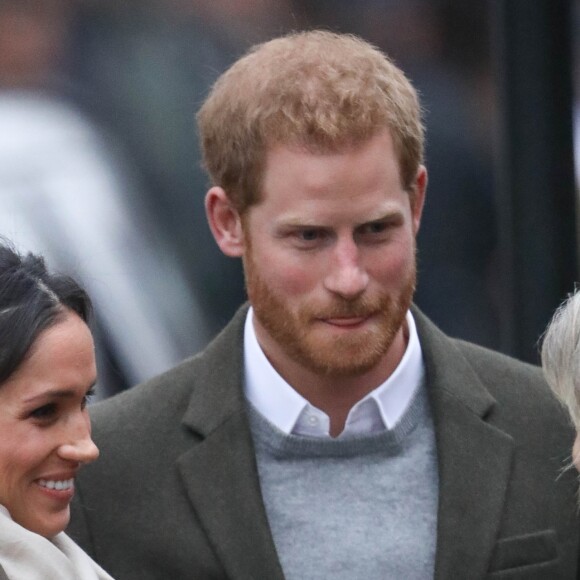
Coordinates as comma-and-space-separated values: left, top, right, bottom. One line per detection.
245, 250, 416, 377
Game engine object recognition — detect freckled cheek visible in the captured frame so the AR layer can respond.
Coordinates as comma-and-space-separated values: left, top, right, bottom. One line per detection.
268, 262, 320, 296
367, 247, 414, 284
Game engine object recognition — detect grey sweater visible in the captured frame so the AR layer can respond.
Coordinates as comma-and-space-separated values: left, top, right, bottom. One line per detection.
247, 385, 439, 580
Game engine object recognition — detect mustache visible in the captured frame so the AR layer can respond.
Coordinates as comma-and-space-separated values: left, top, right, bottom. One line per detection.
308, 295, 391, 319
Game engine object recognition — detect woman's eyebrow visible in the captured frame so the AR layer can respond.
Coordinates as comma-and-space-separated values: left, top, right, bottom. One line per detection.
23, 389, 76, 404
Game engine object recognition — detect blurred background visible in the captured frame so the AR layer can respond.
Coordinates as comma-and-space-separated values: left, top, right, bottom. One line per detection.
0, 0, 577, 397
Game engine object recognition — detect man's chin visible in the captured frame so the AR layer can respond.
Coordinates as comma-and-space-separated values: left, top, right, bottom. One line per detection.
287, 332, 390, 377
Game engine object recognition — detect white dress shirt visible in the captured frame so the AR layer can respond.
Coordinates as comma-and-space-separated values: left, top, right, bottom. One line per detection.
244, 308, 425, 438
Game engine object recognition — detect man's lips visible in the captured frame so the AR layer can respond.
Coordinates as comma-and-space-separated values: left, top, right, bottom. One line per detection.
321, 315, 371, 327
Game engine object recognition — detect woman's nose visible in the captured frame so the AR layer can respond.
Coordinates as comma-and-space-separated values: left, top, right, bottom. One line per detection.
57, 414, 100, 464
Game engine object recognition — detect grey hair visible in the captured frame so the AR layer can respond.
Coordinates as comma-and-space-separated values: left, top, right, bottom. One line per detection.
541, 290, 580, 429
36, 278, 60, 304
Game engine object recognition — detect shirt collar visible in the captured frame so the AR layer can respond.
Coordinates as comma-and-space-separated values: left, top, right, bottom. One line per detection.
243, 307, 424, 438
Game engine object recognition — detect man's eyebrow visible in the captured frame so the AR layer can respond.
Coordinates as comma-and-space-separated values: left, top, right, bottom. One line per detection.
364, 211, 401, 222
356, 210, 404, 226
275, 219, 327, 230
277, 215, 324, 226
280, 209, 403, 226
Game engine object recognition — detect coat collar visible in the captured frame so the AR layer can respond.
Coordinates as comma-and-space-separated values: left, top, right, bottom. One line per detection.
179, 304, 514, 579
178, 303, 285, 580
181, 304, 249, 436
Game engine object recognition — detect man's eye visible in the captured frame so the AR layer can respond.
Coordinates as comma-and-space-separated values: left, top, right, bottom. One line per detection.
363, 222, 388, 234
298, 229, 320, 241
30, 404, 57, 420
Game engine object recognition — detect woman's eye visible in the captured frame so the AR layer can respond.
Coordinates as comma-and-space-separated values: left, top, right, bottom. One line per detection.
30, 404, 57, 420
81, 388, 96, 410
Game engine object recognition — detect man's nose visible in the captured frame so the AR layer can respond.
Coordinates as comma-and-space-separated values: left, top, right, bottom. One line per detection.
323, 238, 369, 299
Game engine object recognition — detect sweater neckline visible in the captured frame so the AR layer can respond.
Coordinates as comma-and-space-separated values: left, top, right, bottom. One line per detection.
247, 383, 430, 459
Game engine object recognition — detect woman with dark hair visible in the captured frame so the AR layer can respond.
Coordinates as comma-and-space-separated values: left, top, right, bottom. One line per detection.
0, 241, 114, 579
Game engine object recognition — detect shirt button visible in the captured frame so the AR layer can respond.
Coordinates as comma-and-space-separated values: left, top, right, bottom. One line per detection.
307, 415, 319, 426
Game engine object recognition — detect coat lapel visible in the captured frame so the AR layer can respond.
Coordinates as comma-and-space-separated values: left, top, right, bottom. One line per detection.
413, 308, 515, 580
176, 305, 285, 580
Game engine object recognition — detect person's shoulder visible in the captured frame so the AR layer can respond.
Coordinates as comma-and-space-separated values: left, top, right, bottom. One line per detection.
88, 304, 249, 435
452, 338, 544, 384
414, 306, 568, 433
414, 306, 547, 393
450, 337, 570, 430
89, 353, 204, 433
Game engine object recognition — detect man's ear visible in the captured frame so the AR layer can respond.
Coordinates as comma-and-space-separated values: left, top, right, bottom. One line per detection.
205, 187, 245, 257
410, 165, 427, 236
